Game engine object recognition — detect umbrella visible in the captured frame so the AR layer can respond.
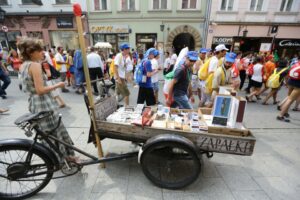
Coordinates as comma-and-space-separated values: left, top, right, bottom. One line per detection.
94, 42, 112, 49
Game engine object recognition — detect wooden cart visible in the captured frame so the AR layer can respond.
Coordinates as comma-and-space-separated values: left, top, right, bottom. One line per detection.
93, 96, 256, 189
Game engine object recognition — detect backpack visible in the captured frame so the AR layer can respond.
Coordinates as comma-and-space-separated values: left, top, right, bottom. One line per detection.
134, 60, 147, 84
288, 62, 300, 80
205, 66, 226, 94
266, 68, 287, 89
198, 58, 211, 80
49, 64, 61, 79
247, 63, 254, 75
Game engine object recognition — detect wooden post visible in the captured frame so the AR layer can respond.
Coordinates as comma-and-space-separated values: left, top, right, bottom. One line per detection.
73, 3, 105, 168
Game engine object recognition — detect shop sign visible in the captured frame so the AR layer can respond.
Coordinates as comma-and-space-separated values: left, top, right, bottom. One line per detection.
91, 25, 129, 34
213, 37, 233, 44
56, 17, 73, 28
278, 39, 300, 47
139, 38, 153, 43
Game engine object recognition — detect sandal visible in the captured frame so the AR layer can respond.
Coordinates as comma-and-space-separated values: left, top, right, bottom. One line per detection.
276, 116, 290, 122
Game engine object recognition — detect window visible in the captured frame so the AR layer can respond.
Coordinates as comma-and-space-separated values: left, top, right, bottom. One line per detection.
56, 0, 70, 4
182, 0, 197, 9
220, 0, 234, 11
280, 0, 293, 11
0, 0, 8, 5
121, 0, 135, 11
22, 0, 35, 4
153, 0, 168, 9
94, 0, 108, 10
250, 0, 263, 11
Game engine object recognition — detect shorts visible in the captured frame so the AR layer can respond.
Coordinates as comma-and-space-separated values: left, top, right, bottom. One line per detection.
152, 82, 159, 92
116, 81, 130, 97
251, 80, 263, 88
288, 78, 300, 89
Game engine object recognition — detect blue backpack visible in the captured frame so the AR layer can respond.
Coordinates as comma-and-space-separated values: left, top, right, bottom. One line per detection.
134, 60, 147, 84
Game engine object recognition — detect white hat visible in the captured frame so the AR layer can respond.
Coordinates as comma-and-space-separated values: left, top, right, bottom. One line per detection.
215, 44, 229, 52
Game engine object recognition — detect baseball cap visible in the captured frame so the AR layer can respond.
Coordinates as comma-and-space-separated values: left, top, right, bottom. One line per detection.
187, 51, 198, 61
199, 48, 207, 54
120, 43, 130, 50
215, 44, 229, 52
153, 50, 159, 57
147, 48, 157, 56
225, 52, 237, 63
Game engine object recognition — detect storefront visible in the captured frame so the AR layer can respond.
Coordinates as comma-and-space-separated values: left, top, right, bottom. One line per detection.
211, 37, 233, 52
91, 25, 130, 52
136, 33, 157, 54
274, 39, 300, 58
0, 30, 21, 50
232, 37, 273, 54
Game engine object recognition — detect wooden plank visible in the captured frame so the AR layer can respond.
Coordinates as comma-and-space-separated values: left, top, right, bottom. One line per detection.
94, 96, 118, 121
96, 120, 256, 156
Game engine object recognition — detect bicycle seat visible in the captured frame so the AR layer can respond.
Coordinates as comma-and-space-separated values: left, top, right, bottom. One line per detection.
14, 111, 53, 125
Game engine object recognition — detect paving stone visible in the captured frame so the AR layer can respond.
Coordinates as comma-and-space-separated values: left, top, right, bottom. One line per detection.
89, 191, 126, 200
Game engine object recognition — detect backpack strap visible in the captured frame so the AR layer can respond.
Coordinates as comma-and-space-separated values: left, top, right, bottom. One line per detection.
277, 67, 287, 75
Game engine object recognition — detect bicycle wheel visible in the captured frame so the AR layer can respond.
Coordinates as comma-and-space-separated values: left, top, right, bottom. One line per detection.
0, 145, 54, 200
140, 141, 201, 189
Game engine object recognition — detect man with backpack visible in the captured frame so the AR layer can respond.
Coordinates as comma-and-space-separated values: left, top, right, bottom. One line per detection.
167, 51, 198, 109
136, 48, 159, 106
211, 52, 237, 102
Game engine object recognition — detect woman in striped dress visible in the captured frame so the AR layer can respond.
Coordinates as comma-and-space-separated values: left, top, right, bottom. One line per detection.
18, 37, 76, 162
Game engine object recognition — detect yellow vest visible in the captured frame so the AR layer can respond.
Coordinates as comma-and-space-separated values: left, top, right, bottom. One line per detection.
205, 65, 226, 94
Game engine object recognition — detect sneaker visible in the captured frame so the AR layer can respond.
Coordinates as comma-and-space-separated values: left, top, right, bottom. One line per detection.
1, 95, 7, 99
276, 116, 290, 122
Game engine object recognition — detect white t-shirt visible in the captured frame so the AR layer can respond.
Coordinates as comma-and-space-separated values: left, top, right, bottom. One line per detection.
87, 52, 104, 72
170, 53, 177, 65
126, 57, 133, 72
208, 56, 219, 73
151, 58, 159, 83
251, 63, 263, 82
164, 57, 171, 69
114, 53, 126, 79
44, 52, 53, 66
55, 53, 67, 73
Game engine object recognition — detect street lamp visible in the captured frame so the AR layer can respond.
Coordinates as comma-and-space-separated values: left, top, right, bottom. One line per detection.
242, 29, 248, 37
160, 24, 165, 32
0, 7, 6, 24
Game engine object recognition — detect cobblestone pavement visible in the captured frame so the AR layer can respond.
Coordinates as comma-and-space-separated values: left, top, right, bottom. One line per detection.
0, 78, 300, 200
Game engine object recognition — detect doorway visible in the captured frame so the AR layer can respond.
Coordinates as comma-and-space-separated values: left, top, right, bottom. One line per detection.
172, 33, 195, 55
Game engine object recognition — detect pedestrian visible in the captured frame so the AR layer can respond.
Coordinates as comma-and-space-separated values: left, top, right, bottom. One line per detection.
151, 50, 161, 104
87, 46, 104, 95
276, 62, 300, 122
192, 48, 206, 107
163, 52, 171, 101
257, 55, 276, 97
114, 43, 131, 106
73, 50, 85, 94
42, 55, 66, 108
126, 52, 134, 84
67, 50, 75, 87
167, 51, 198, 109
137, 48, 159, 106
262, 59, 288, 105
18, 37, 77, 162
0, 53, 11, 99
211, 52, 237, 102
246, 56, 264, 102
55, 47, 69, 93
7, 49, 22, 90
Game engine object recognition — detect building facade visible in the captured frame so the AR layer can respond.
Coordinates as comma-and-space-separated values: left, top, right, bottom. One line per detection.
0, 0, 89, 50
87, 0, 208, 55
207, 0, 300, 58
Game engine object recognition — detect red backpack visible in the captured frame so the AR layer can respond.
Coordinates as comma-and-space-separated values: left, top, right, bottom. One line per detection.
289, 62, 300, 80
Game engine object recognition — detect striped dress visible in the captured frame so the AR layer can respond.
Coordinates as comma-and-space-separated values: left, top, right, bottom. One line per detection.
20, 61, 75, 160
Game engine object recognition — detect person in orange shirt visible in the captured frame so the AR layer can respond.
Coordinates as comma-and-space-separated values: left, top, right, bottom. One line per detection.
257, 55, 276, 97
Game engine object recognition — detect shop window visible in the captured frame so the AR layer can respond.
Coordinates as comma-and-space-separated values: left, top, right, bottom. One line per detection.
27, 32, 43, 39
220, 0, 234, 11
250, 0, 264, 11
121, 0, 135, 11
0, 0, 8, 5
118, 34, 129, 43
94, 0, 108, 10
22, 0, 35, 4
50, 31, 79, 50
56, 0, 70, 4
153, 0, 168, 9
280, 0, 293, 11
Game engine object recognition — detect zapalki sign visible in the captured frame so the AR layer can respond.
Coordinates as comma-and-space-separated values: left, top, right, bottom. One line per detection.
278, 40, 300, 47
91, 25, 129, 33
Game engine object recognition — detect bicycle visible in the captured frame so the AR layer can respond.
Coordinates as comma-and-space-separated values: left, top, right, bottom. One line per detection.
0, 111, 138, 200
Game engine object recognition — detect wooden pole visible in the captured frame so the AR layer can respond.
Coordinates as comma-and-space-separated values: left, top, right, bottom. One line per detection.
73, 4, 105, 168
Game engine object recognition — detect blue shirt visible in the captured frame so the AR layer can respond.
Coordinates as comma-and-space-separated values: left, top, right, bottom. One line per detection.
139, 60, 153, 88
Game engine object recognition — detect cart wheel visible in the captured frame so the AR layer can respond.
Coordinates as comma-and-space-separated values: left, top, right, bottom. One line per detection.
140, 135, 201, 189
